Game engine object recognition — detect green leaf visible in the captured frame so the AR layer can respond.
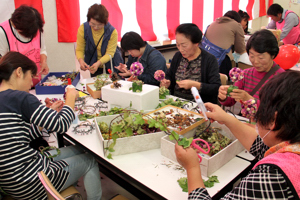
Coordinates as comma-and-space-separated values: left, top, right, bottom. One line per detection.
111, 125, 122, 134
107, 153, 113, 159
133, 114, 145, 125
108, 142, 115, 152
177, 177, 188, 192
125, 127, 133, 136
111, 133, 118, 143
203, 175, 219, 188
148, 119, 157, 128
130, 101, 132, 108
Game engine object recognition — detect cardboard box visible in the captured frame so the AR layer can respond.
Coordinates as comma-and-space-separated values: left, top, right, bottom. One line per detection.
160, 121, 245, 177
86, 83, 102, 99
147, 105, 206, 135
35, 72, 80, 94
101, 80, 159, 111
95, 115, 166, 156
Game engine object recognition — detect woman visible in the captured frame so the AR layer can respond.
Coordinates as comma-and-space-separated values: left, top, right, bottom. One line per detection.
0, 52, 102, 200
219, 29, 285, 110
238, 10, 250, 34
76, 3, 123, 77
0, 5, 49, 86
115, 31, 167, 86
175, 70, 300, 199
203, 10, 246, 77
160, 23, 220, 103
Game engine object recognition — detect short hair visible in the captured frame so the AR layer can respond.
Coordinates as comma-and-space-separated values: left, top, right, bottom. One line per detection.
267, 4, 283, 16
224, 10, 241, 23
121, 32, 146, 52
11, 5, 44, 38
0, 52, 37, 83
255, 71, 300, 144
175, 23, 203, 44
246, 29, 279, 58
87, 4, 108, 24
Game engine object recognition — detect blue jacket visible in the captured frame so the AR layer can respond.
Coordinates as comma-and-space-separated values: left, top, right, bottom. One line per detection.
84, 22, 123, 76
126, 43, 167, 86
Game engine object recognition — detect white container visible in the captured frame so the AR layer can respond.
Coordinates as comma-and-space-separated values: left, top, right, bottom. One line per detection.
95, 115, 166, 157
101, 80, 159, 111
160, 121, 245, 177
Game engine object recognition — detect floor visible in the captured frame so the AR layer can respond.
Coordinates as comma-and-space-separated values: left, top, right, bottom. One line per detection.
45, 135, 138, 200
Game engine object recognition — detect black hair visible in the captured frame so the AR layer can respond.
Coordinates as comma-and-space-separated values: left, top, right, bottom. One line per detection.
246, 29, 279, 58
224, 10, 241, 23
175, 23, 203, 44
267, 4, 283, 16
11, 5, 44, 38
87, 4, 108, 24
121, 32, 146, 52
0, 52, 37, 83
238, 10, 250, 34
255, 71, 300, 144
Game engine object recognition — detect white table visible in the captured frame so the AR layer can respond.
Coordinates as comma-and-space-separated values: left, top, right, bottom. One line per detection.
34, 78, 252, 199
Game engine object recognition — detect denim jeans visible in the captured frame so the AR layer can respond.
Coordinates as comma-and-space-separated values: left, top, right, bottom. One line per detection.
49, 145, 102, 200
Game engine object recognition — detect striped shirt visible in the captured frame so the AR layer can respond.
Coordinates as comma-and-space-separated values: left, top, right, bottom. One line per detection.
0, 89, 75, 200
188, 136, 298, 200
220, 63, 285, 107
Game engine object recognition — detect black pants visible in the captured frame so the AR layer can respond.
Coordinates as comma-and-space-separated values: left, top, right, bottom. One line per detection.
219, 55, 232, 78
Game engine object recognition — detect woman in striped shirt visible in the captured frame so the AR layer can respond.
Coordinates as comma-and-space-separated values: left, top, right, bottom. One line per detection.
218, 29, 285, 112
0, 52, 102, 200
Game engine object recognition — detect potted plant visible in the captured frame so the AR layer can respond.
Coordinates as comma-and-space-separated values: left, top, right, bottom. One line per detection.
128, 62, 144, 92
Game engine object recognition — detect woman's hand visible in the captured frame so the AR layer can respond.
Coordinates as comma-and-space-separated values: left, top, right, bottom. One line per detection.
160, 79, 170, 88
205, 102, 232, 124
40, 62, 49, 75
175, 143, 199, 170
115, 63, 128, 73
50, 100, 64, 112
117, 67, 132, 77
177, 80, 198, 90
127, 75, 138, 82
89, 61, 101, 74
218, 85, 230, 101
229, 89, 253, 102
78, 58, 90, 71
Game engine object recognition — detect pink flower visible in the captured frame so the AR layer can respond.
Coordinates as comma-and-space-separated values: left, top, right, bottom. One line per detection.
130, 62, 144, 76
241, 99, 258, 119
229, 67, 244, 83
154, 70, 165, 81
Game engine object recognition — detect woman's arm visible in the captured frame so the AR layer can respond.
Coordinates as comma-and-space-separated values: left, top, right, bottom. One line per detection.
99, 29, 118, 65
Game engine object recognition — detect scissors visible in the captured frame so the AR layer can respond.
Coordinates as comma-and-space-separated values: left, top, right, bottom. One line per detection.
191, 138, 210, 163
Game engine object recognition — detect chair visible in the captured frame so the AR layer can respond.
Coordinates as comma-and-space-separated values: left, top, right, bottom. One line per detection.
238, 62, 252, 70
219, 73, 228, 85
37, 171, 83, 200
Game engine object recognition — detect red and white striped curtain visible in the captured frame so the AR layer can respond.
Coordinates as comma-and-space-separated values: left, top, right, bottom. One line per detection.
0, 0, 273, 43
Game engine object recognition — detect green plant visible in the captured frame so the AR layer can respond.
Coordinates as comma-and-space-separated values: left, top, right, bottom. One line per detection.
156, 98, 189, 108
177, 175, 219, 192
94, 74, 111, 90
129, 80, 143, 92
159, 86, 169, 99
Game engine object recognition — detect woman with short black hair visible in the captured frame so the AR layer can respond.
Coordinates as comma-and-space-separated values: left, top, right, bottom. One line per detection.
0, 5, 49, 86
160, 23, 221, 103
238, 10, 250, 34
219, 29, 285, 117
176, 70, 300, 199
115, 31, 167, 86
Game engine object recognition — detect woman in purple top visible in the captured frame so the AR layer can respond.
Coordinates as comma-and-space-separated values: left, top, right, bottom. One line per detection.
218, 29, 285, 109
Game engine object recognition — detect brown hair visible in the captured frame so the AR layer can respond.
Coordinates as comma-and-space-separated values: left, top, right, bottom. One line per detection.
11, 5, 44, 38
87, 4, 109, 24
0, 52, 37, 83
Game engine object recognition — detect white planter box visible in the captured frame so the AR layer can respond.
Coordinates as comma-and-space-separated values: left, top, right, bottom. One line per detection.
95, 115, 166, 157
101, 80, 159, 111
161, 121, 245, 177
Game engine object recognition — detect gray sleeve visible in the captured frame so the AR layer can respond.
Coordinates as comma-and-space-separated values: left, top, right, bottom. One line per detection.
266, 20, 276, 29
280, 12, 299, 40
0, 27, 9, 56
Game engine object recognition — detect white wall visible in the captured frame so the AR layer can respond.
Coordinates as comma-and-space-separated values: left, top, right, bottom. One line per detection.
43, 0, 79, 73
251, 0, 300, 32
43, 0, 300, 74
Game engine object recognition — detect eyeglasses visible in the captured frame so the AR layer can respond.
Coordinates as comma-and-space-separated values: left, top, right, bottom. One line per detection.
89, 22, 103, 28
